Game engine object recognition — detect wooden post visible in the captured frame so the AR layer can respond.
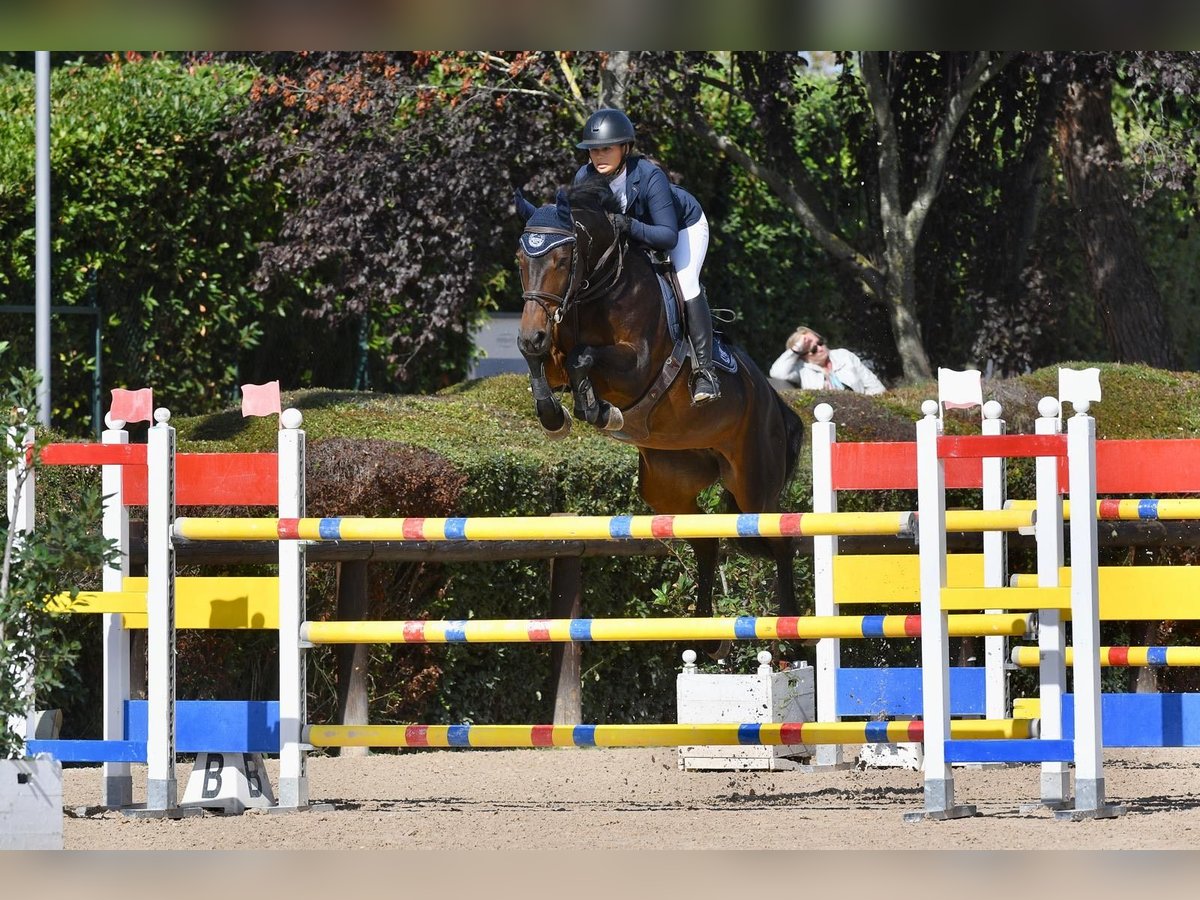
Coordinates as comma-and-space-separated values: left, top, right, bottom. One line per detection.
335, 560, 371, 757
548, 554, 582, 725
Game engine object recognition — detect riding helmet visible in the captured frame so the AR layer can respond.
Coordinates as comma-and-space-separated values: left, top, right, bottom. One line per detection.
576, 108, 636, 149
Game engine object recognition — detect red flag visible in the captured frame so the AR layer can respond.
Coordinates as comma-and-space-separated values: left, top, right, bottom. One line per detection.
110, 388, 153, 423
241, 381, 282, 418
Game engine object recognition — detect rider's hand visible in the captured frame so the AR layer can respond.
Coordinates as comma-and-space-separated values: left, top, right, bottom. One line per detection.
611, 213, 632, 239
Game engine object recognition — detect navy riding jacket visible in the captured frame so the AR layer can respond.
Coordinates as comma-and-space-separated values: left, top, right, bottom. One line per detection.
572, 157, 703, 252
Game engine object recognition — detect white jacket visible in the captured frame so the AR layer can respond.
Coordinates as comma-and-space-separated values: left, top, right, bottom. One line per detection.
769, 347, 886, 395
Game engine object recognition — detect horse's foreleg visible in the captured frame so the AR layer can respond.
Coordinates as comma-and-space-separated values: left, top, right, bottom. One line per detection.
523, 357, 571, 439
566, 345, 623, 431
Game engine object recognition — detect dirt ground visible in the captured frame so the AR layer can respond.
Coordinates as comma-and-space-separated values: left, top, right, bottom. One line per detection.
56, 746, 1200, 851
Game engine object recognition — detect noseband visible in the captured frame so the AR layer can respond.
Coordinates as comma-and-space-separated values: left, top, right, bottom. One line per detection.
521, 218, 625, 327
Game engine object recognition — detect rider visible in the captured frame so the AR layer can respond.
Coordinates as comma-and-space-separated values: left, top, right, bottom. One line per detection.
523, 108, 720, 405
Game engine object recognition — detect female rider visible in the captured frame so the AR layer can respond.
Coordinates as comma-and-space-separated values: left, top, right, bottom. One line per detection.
517, 108, 719, 404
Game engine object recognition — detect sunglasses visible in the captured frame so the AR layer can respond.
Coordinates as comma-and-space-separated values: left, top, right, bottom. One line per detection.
802, 338, 826, 355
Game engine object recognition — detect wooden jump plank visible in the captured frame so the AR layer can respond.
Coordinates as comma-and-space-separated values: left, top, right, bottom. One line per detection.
49, 577, 279, 629
832, 553, 985, 605
1012, 566, 1200, 620
940, 585, 1072, 611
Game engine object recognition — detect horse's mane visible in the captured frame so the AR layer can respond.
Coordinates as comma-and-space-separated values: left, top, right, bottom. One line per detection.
566, 175, 621, 215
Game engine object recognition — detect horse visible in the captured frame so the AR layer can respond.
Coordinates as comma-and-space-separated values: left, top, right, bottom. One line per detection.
515, 177, 806, 634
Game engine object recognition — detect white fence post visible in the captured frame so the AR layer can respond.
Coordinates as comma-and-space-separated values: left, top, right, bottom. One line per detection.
277, 408, 309, 809
1034, 397, 1070, 809
810, 402, 843, 768
912, 399, 973, 819
981, 401, 1008, 722
1063, 402, 1123, 819
144, 408, 177, 811
100, 414, 133, 808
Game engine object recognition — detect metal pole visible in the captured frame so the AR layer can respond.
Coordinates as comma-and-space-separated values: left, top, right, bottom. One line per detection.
35, 51, 51, 427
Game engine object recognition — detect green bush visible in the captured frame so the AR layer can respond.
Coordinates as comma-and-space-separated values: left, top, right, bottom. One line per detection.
0, 55, 283, 434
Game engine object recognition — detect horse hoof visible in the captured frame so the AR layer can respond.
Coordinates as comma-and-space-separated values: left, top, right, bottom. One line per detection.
706, 639, 732, 662
543, 411, 573, 441
603, 406, 625, 431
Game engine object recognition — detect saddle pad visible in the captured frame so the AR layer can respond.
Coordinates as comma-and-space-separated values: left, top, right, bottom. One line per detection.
655, 273, 738, 374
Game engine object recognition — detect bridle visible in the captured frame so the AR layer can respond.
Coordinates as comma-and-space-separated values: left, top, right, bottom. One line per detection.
520, 215, 625, 329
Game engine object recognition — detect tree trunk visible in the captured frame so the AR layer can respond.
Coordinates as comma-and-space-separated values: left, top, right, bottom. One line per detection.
600, 52, 630, 109
1055, 74, 1179, 368
882, 238, 934, 380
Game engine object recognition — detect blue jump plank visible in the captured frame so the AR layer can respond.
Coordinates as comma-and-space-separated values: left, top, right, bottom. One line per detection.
25, 739, 147, 763
945, 739, 1074, 764
1056, 693, 1200, 747
838, 667, 986, 717
124, 700, 280, 753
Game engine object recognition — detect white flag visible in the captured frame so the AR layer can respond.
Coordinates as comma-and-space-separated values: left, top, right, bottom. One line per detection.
938, 367, 982, 410
1058, 367, 1101, 409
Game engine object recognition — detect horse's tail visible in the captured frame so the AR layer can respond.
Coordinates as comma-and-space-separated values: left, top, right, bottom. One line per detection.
774, 389, 806, 488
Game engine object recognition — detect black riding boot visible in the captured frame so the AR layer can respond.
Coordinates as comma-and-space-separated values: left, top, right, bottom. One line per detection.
685, 290, 721, 404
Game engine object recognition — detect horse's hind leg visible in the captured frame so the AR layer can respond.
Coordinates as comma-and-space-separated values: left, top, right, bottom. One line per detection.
638, 449, 727, 657
716, 403, 800, 620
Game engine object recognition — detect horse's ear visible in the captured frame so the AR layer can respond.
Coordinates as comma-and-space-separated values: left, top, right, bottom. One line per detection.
555, 188, 572, 223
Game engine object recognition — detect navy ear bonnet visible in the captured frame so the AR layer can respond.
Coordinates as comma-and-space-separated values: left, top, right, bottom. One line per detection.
519, 193, 576, 258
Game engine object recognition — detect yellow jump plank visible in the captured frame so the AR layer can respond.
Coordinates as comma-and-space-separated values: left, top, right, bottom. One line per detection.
1011, 566, 1200, 620
1013, 697, 1040, 719
833, 553, 984, 605
940, 585, 1072, 611
49, 577, 279, 629
47, 591, 146, 614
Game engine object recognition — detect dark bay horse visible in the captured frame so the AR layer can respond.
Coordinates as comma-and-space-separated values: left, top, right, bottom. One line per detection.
516, 178, 805, 625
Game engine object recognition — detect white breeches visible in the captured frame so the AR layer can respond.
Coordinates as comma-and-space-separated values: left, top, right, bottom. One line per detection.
671, 213, 709, 301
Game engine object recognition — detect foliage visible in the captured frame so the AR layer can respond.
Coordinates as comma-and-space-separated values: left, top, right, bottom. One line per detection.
212, 51, 582, 394
0, 53, 283, 434
0, 363, 116, 757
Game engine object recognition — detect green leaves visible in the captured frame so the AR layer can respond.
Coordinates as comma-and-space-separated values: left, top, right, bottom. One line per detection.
0, 363, 117, 757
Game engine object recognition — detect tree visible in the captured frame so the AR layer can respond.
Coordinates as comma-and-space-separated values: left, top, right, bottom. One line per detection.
1055, 54, 1178, 368
655, 51, 1015, 382
0, 54, 282, 430
216, 51, 588, 392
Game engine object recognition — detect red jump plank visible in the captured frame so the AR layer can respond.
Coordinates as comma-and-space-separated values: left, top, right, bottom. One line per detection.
123, 453, 279, 506
938, 434, 1066, 460
831, 442, 983, 490
40, 444, 147, 467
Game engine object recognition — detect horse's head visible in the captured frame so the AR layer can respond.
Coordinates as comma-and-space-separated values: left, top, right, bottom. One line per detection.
516, 178, 623, 360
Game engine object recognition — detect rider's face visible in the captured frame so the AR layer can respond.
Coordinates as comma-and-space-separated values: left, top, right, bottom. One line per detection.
589, 144, 624, 176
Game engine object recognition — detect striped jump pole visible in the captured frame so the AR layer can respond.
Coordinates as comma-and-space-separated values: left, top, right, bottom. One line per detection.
174, 507, 1035, 543
305, 717, 1036, 749
1011, 646, 1200, 667
301, 613, 1033, 645
1008, 498, 1200, 521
